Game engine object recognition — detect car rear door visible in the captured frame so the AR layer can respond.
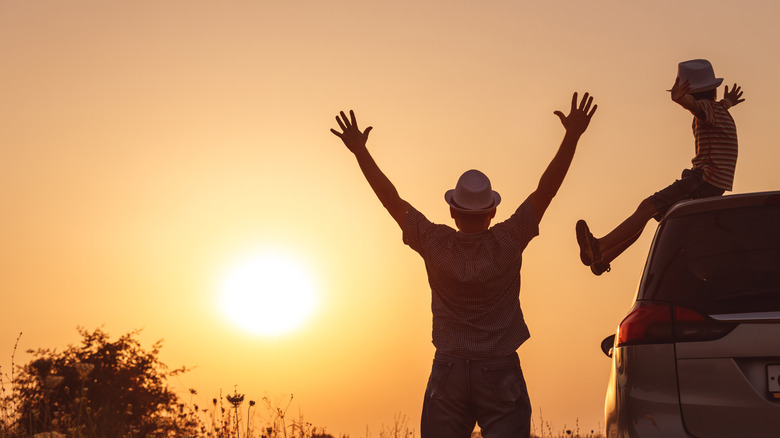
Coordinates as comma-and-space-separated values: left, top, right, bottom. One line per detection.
642, 198, 780, 437
675, 315, 780, 437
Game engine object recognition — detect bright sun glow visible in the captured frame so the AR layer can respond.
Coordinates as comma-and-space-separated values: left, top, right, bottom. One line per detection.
218, 250, 318, 337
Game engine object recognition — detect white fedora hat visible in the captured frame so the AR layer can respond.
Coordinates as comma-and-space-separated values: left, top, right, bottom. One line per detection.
445, 169, 501, 214
674, 59, 723, 93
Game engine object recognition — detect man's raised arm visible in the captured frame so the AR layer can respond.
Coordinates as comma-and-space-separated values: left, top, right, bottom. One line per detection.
331, 110, 411, 228
526, 92, 597, 222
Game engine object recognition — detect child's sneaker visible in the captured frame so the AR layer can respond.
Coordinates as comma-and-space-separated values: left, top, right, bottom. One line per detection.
576, 219, 600, 266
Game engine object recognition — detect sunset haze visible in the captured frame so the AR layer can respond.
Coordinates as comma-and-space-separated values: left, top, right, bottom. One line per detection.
2, 1, 780, 436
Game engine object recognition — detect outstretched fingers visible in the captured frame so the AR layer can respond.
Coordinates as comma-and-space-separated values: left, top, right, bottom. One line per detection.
331, 109, 373, 152
334, 109, 366, 133
578, 92, 589, 109
574, 92, 597, 119
332, 109, 358, 137
339, 111, 350, 129
579, 92, 595, 115
555, 91, 598, 135
332, 111, 348, 133
570, 92, 578, 113
585, 97, 597, 118
728, 83, 745, 103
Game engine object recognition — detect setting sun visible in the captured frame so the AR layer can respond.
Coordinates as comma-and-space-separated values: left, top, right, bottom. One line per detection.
217, 250, 319, 337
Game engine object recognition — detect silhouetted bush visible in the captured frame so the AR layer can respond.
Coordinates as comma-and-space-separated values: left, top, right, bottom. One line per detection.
4, 327, 197, 437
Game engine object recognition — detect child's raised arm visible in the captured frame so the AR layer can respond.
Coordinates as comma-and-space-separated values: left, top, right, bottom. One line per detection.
670, 77, 703, 117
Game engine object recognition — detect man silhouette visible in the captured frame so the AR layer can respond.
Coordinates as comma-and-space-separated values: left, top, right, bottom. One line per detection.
331, 92, 596, 438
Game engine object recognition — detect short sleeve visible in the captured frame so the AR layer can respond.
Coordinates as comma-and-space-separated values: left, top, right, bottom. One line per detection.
402, 207, 430, 253
490, 199, 540, 252
402, 207, 455, 257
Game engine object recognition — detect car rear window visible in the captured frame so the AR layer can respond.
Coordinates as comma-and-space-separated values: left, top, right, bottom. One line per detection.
639, 203, 780, 314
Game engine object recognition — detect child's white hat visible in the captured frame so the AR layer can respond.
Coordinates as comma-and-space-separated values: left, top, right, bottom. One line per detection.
675, 59, 723, 93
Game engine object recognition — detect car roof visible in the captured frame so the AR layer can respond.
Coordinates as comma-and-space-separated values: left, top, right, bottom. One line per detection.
663, 190, 780, 220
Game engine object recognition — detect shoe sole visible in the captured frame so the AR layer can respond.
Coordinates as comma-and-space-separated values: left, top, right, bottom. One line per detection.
575, 220, 594, 266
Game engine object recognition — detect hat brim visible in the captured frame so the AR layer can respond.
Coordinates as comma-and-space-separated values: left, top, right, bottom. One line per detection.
667, 78, 723, 94
444, 190, 501, 214
688, 78, 723, 93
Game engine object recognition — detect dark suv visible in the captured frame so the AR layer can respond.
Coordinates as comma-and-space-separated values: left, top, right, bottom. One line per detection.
601, 191, 780, 438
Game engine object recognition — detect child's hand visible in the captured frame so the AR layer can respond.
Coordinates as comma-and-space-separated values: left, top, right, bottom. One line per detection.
670, 77, 690, 102
723, 83, 745, 107
331, 110, 373, 154
554, 92, 597, 137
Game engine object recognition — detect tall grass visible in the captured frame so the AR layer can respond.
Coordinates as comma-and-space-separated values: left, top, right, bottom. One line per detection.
2, 332, 601, 438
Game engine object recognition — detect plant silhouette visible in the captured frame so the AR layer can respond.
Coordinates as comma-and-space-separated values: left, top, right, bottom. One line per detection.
5, 327, 197, 437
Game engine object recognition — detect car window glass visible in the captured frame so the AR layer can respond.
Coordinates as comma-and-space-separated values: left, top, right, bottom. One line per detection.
642, 204, 780, 314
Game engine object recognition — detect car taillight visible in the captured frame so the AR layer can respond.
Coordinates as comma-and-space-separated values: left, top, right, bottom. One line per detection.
616, 301, 736, 346
617, 302, 673, 346
673, 305, 737, 341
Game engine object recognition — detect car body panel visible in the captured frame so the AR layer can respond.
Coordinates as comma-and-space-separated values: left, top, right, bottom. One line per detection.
605, 343, 689, 438
677, 358, 780, 437
603, 191, 780, 437
675, 323, 780, 437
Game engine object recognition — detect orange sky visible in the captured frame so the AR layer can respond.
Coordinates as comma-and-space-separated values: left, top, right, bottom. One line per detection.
2, 1, 780, 436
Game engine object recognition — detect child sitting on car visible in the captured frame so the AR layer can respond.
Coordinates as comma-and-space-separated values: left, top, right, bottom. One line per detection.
576, 59, 745, 275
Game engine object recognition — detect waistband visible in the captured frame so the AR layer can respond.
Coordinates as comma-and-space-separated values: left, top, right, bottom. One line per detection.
434, 350, 520, 366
